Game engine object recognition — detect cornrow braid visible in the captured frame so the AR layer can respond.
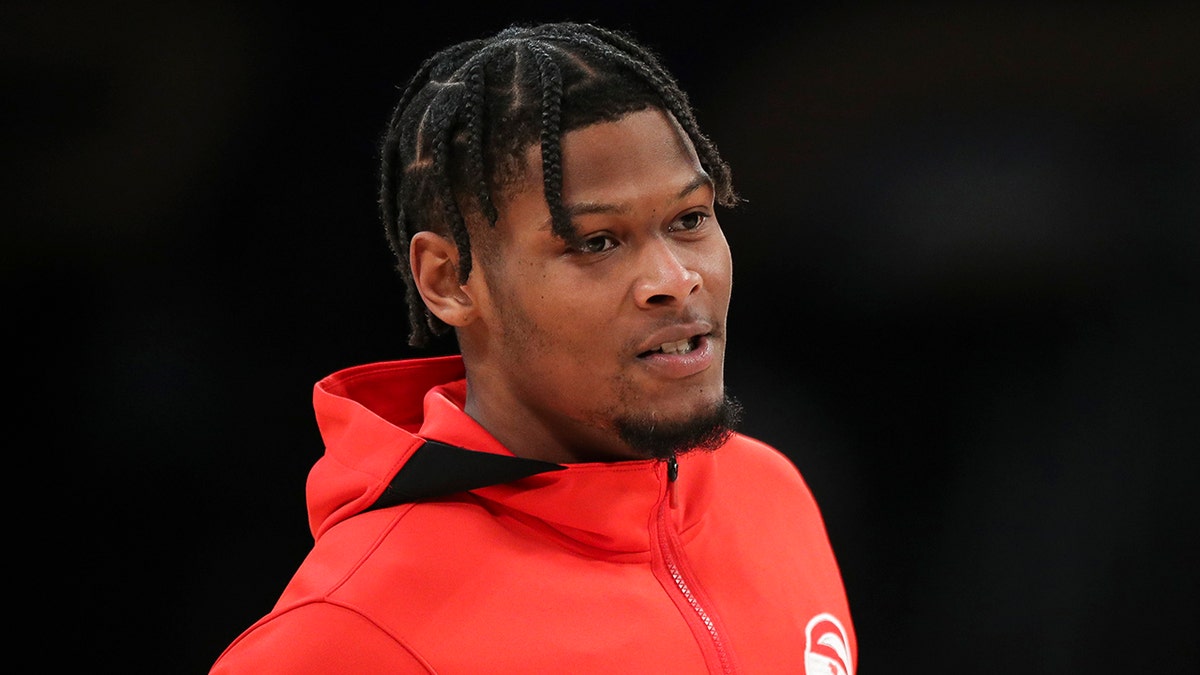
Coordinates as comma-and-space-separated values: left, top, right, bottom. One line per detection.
378, 22, 740, 348
462, 62, 496, 226
524, 41, 571, 243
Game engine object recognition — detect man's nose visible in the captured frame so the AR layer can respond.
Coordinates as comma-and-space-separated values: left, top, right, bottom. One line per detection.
632, 240, 702, 307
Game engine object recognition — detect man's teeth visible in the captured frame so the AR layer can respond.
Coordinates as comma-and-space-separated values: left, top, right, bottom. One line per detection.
657, 338, 694, 355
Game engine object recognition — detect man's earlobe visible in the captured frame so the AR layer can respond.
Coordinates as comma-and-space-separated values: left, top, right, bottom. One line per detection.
410, 231, 473, 326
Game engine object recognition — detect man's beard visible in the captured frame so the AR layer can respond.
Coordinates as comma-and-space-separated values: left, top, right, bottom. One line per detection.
614, 393, 744, 460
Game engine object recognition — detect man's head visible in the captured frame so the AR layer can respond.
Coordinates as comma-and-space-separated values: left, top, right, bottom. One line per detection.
379, 22, 742, 462
380, 21, 737, 347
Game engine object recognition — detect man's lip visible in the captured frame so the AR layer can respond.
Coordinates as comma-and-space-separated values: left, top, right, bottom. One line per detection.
636, 322, 714, 356
637, 335, 718, 379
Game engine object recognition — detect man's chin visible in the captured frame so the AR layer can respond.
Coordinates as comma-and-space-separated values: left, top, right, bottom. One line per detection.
615, 394, 744, 460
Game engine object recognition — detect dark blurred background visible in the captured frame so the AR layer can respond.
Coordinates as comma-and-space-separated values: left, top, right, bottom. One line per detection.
7, 1, 1198, 672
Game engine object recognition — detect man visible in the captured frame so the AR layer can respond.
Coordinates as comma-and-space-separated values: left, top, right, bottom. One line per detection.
211, 21, 855, 674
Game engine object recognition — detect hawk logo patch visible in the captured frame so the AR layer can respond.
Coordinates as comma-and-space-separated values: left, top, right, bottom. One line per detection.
804, 612, 853, 675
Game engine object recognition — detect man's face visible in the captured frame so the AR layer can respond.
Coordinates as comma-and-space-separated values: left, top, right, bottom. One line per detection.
460, 108, 735, 463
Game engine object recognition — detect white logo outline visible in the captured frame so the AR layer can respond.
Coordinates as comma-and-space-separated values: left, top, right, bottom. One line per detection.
804, 612, 853, 675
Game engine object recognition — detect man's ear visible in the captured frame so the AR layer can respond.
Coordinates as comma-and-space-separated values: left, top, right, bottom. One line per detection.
410, 231, 474, 327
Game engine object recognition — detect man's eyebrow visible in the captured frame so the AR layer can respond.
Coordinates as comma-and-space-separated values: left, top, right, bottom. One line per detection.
676, 173, 714, 201
563, 172, 713, 218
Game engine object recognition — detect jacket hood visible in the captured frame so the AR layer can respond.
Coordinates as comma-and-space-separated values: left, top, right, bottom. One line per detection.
306, 355, 723, 554
305, 355, 564, 538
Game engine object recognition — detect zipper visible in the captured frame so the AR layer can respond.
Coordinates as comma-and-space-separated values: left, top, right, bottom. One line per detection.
667, 452, 679, 508
658, 452, 734, 674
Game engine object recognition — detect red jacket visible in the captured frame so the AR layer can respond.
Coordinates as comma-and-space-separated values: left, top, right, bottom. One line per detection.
210, 355, 856, 674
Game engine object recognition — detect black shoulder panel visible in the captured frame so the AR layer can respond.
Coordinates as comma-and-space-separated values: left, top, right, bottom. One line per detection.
367, 439, 566, 511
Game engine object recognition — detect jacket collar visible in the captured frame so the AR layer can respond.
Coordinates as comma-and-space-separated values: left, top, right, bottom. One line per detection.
311, 356, 718, 554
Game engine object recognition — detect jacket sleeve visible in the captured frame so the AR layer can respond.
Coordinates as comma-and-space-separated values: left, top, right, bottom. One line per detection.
210, 602, 433, 674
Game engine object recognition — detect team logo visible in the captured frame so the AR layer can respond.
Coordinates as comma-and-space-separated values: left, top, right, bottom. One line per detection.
804, 612, 853, 675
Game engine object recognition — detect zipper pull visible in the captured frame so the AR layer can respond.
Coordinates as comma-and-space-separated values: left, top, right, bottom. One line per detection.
667, 452, 679, 509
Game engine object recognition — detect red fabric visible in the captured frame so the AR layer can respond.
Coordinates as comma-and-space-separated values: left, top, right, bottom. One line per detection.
210, 355, 856, 674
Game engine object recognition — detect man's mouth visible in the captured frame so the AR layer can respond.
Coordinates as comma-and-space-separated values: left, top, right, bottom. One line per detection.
639, 336, 700, 357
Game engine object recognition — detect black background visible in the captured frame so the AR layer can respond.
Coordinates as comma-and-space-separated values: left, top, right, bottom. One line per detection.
7, 1, 1198, 672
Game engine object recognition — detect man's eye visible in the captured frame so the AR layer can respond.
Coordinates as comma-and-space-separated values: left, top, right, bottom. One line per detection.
578, 234, 618, 254
672, 212, 709, 232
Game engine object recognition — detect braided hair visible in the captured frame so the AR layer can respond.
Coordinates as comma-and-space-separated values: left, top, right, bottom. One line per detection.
378, 21, 739, 347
